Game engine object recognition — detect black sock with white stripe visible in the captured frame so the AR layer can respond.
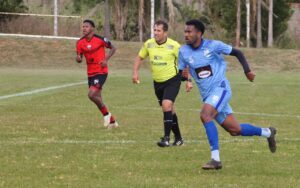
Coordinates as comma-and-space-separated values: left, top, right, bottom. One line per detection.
163, 111, 173, 138
171, 113, 182, 140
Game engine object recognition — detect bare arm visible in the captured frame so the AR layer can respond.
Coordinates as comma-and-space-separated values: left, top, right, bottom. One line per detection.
179, 67, 193, 92
101, 44, 117, 67
132, 56, 143, 84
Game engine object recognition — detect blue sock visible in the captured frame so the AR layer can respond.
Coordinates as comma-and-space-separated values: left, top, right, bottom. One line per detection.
204, 121, 219, 151
240, 123, 262, 136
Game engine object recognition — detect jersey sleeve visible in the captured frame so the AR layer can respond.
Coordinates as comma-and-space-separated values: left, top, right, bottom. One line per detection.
138, 42, 149, 59
212, 40, 232, 55
174, 42, 180, 62
102, 37, 112, 48
178, 50, 187, 70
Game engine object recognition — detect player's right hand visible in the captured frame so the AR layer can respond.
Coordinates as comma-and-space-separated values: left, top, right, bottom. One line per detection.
76, 55, 82, 63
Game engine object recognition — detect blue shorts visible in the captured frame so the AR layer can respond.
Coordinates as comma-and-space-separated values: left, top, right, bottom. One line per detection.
203, 81, 233, 125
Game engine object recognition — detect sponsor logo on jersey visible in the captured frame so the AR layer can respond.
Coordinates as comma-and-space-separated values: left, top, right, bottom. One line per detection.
167, 45, 174, 50
195, 65, 213, 79
198, 70, 212, 79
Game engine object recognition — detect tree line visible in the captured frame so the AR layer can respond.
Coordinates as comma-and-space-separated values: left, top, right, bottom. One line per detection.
1, 0, 298, 48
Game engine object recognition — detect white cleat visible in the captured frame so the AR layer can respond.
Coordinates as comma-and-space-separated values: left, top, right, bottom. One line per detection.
108, 121, 119, 129
103, 113, 112, 128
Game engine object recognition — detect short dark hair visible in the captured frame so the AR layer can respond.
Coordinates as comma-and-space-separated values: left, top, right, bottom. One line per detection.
83, 19, 95, 28
185, 19, 205, 34
154, 20, 168, 31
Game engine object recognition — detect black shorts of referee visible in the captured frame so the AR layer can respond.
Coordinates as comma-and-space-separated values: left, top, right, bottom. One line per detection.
153, 73, 181, 106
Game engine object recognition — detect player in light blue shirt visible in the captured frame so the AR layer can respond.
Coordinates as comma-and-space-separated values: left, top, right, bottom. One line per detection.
178, 19, 277, 170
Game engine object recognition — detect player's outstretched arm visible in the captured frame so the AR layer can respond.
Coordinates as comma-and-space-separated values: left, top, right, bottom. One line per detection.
229, 48, 255, 82
132, 56, 143, 84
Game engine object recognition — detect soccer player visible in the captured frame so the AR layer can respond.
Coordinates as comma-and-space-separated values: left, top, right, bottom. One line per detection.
178, 19, 277, 170
76, 19, 118, 128
133, 20, 191, 147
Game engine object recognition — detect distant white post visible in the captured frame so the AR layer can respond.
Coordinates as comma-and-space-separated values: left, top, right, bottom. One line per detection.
151, 0, 155, 38
54, 0, 58, 36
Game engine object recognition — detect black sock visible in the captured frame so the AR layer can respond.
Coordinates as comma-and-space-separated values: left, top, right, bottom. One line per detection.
172, 113, 182, 140
163, 111, 173, 138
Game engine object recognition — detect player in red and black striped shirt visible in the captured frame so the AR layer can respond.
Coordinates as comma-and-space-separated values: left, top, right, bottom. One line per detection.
76, 19, 118, 128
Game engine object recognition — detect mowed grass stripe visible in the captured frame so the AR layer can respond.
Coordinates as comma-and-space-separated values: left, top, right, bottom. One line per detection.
0, 137, 299, 145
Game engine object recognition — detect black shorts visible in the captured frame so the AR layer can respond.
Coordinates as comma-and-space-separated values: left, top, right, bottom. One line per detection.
88, 74, 108, 89
153, 74, 181, 106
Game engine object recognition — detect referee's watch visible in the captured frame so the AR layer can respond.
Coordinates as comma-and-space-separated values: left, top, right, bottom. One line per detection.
187, 78, 192, 82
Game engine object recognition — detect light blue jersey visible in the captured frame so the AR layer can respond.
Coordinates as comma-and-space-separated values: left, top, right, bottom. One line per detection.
179, 39, 233, 124
179, 39, 232, 99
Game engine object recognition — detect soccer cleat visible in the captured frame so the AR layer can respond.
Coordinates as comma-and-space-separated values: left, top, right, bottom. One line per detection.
267, 127, 277, 153
157, 136, 170, 147
202, 159, 222, 170
103, 113, 112, 127
108, 121, 119, 129
172, 138, 184, 146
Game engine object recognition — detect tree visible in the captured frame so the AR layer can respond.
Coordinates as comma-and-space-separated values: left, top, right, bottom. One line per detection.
267, 0, 273, 47
166, 0, 174, 30
114, 0, 129, 40
138, 0, 144, 41
0, 0, 27, 12
104, 0, 111, 39
160, 0, 165, 20
235, 0, 241, 47
0, 0, 27, 23
256, 0, 262, 48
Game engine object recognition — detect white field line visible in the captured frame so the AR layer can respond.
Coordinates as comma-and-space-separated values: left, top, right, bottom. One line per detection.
0, 138, 299, 145
0, 81, 85, 100
114, 106, 300, 119
0, 33, 79, 40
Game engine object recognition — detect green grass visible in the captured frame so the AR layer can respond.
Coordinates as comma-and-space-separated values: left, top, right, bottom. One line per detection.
0, 67, 300, 188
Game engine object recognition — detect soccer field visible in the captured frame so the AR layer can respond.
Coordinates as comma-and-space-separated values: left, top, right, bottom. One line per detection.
0, 66, 300, 187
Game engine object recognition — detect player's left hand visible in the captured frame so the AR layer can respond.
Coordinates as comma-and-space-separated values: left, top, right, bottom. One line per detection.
246, 71, 256, 82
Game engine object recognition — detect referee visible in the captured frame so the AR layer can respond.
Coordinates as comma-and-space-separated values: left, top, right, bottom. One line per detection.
133, 20, 192, 147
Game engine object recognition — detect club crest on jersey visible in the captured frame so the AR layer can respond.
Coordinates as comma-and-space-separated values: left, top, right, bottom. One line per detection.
188, 56, 194, 64
147, 43, 155, 48
203, 48, 211, 57
87, 44, 92, 50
